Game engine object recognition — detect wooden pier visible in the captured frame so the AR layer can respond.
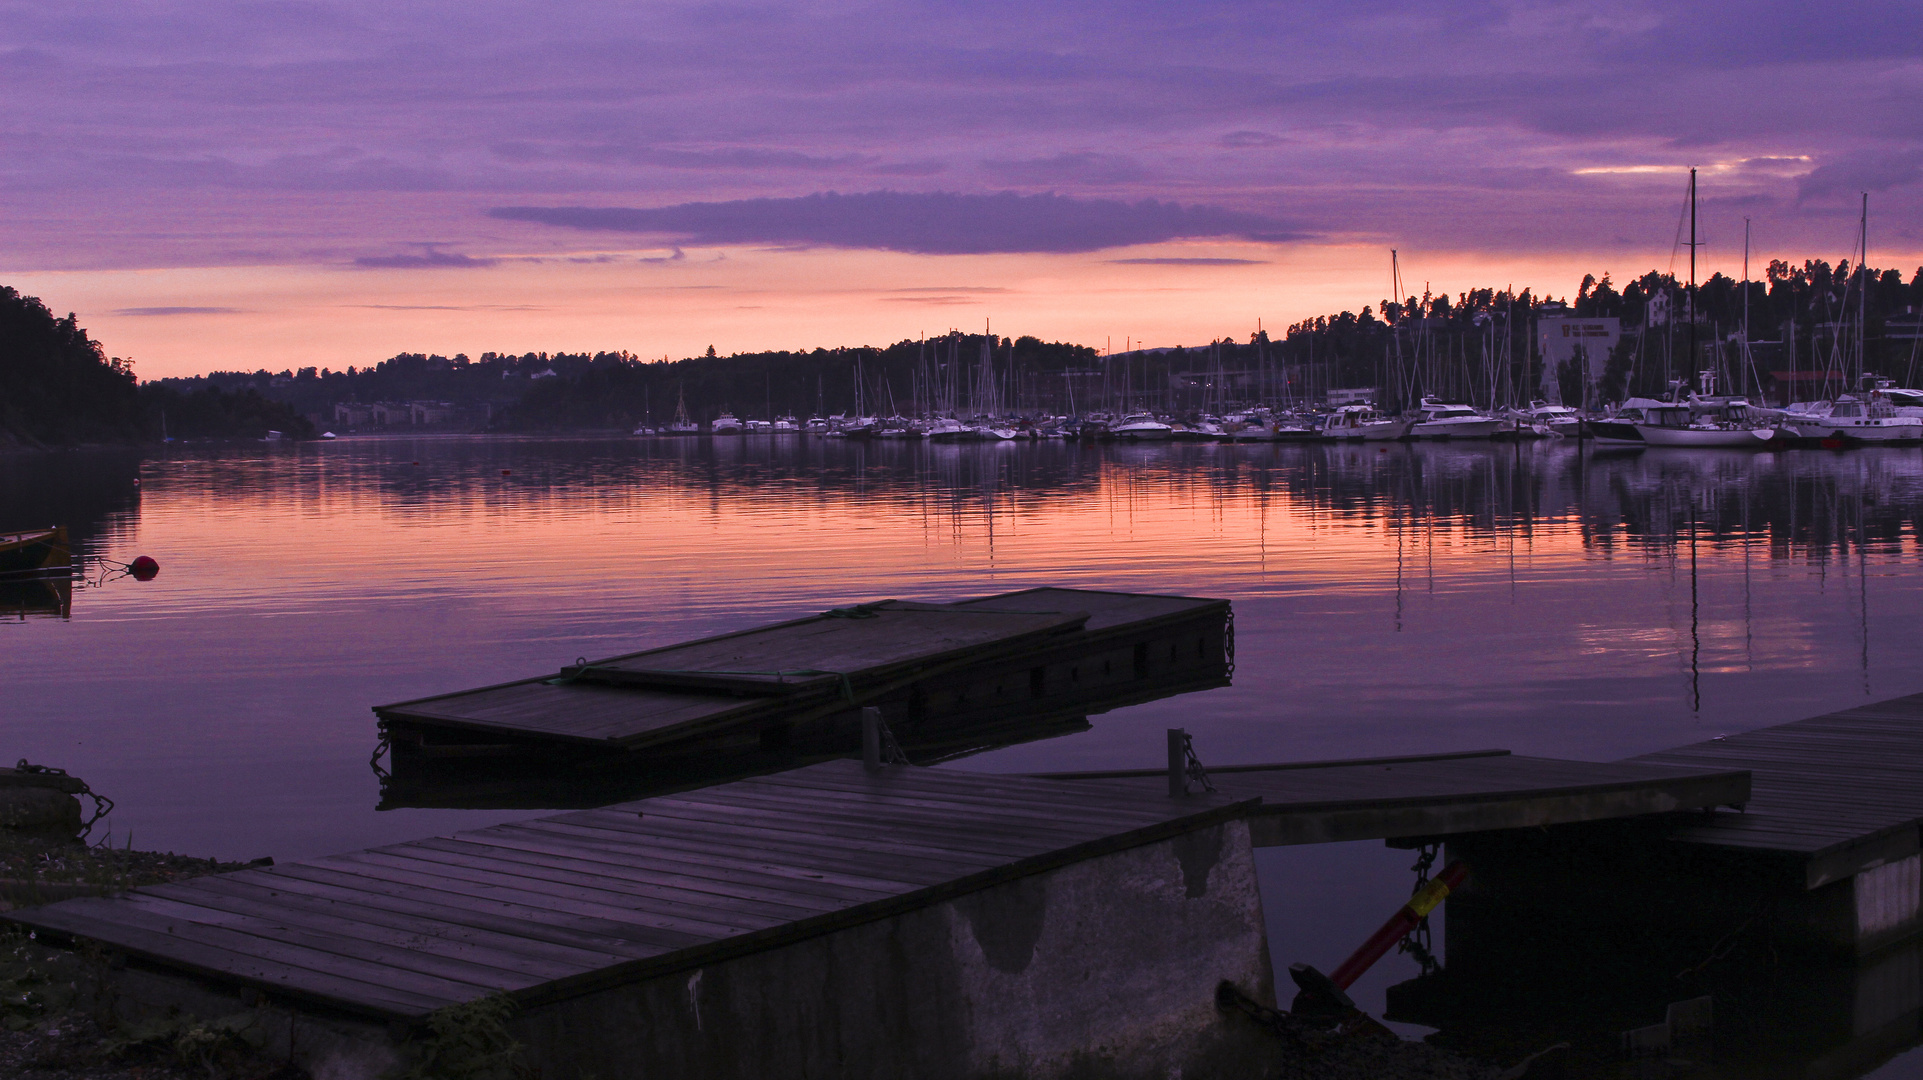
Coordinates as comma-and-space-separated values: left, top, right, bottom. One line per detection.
1632, 693, 1923, 890
1035, 749, 1749, 846
7, 751, 1742, 1057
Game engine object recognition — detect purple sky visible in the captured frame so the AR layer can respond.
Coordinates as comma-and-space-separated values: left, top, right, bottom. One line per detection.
3, 0, 1917, 374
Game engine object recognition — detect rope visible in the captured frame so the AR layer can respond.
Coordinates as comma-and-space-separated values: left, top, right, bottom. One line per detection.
873, 711, 911, 766
1176, 731, 1216, 794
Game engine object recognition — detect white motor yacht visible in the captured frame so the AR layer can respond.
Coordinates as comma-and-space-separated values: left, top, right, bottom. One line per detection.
1514, 401, 1581, 437
710, 413, 745, 435
1779, 391, 1923, 443
924, 417, 972, 442
1110, 414, 1173, 441
1409, 399, 1502, 439
1319, 404, 1404, 441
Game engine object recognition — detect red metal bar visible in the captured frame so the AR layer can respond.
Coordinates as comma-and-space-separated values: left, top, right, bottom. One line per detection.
1326, 861, 1468, 990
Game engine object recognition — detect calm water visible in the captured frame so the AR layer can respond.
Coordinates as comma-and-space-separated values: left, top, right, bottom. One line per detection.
7, 435, 1923, 1059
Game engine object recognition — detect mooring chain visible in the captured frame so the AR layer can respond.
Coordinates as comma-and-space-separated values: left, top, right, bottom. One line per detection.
1397, 841, 1444, 976
1409, 841, 1439, 892
369, 732, 392, 779
1180, 731, 1216, 793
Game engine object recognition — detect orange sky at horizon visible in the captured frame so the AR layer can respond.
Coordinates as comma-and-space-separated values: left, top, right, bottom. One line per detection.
15, 236, 1901, 382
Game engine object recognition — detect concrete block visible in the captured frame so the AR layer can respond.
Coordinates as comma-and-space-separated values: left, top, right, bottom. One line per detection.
511, 819, 1279, 1080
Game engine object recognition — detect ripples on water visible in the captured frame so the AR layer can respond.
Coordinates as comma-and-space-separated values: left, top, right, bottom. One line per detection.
6, 434, 1923, 1041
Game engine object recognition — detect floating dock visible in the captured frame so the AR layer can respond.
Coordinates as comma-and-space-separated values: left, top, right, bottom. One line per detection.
376, 587, 1232, 768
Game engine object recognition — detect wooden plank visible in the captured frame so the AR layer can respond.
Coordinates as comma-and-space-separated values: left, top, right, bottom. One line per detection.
101, 892, 552, 992
158, 875, 642, 970
19, 897, 491, 1007
454, 824, 899, 906
412, 832, 869, 912
403, 838, 835, 921
352, 845, 823, 933
555, 805, 1043, 876
741, 766, 1197, 825
497, 820, 965, 894
185, 869, 673, 961
1026, 749, 1513, 780
262, 862, 715, 953
15, 902, 456, 1018
624, 786, 1134, 852
323, 851, 772, 940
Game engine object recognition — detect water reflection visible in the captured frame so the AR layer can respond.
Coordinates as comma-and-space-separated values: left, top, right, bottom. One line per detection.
6, 435, 1923, 1076
5, 436, 1923, 859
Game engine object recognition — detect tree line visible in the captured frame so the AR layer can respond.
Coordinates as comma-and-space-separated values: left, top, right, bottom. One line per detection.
0, 287, 312, 447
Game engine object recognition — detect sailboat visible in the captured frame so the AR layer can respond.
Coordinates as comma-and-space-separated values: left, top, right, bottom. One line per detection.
664, 387, 701, 435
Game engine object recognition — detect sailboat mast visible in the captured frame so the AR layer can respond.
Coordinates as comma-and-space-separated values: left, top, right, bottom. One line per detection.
1742, 217, 1751, 399
1861, 192, 1869, 387
1688, 166, 1698, 391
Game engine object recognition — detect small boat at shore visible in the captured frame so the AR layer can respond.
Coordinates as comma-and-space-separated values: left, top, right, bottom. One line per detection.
0, 526, 70, 578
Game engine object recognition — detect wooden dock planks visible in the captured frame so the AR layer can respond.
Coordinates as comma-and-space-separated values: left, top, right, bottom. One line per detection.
1036, 751, 1750, 845
1631, 693, 1923, 886
8, 761, 1253, 1021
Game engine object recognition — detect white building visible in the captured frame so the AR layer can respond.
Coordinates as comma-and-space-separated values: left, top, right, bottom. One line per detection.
1537, 317, 1620, 402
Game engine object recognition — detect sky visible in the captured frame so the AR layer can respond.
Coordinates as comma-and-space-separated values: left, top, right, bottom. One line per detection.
3, 0, 1919, 378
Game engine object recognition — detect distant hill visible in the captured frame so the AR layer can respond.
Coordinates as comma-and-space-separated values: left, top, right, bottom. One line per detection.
0, 287, 313, 447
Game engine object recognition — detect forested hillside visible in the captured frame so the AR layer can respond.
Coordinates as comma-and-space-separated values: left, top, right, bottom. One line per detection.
0, 287, 312, 446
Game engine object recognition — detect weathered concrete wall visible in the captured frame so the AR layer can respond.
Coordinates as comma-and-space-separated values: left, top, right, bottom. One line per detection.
1855, 854, 1922, 954
512, 818, 1277, 1079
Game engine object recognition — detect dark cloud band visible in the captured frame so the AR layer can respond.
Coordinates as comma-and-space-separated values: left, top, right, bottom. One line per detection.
488, 191, 1304, 255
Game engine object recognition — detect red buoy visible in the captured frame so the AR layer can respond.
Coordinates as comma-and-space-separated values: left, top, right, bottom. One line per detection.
501, 469, 512, 476
128, 556, 160, 581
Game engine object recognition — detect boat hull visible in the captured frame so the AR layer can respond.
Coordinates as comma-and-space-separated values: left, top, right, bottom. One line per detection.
1410, 418, 1502, 439
0, 527, 70, 577
1635, 425, 1777, 447
1782, 419, 1923, 444
1583, 420, 1643, 445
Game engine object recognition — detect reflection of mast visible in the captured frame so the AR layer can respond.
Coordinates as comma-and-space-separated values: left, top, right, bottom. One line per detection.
1687, 496, 1701, 714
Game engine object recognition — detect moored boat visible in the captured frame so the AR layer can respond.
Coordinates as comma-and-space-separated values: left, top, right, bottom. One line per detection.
1409, 399, 1502, 439
1110, 414, 1173, 441
0, 526, 70, 578
1319, 403, 1404, 441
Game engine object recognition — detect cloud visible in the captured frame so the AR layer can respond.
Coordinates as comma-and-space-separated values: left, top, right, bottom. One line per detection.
1796, 151, 1923, 202
488, 191, 1302, 255
349, 304, 545, 311
982, 152, 1148, 185
1107, 257, 1269, 266
112, 306, 242, 316
353, 248, 498, 269
1220, 131, 1287, 149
